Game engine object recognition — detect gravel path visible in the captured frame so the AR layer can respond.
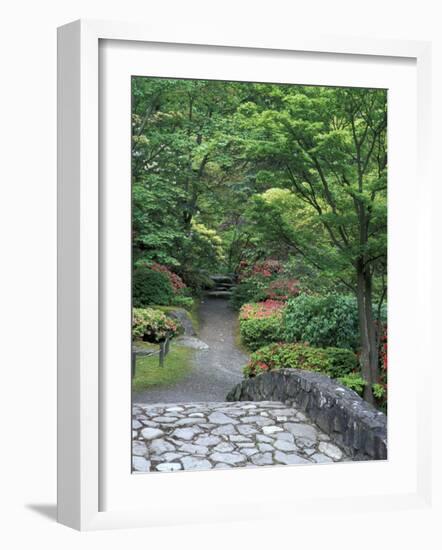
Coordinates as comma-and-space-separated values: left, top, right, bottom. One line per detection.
132, 401, 351, 473
132, 297, 249, 404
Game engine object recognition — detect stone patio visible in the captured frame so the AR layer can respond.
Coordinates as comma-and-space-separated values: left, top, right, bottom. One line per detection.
132, 400, 351, 473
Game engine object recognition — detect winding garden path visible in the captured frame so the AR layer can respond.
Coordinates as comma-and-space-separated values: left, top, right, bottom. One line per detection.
133, 297, 249, 404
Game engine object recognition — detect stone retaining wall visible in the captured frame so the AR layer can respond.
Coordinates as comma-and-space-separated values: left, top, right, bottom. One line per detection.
226, 369, 387, 460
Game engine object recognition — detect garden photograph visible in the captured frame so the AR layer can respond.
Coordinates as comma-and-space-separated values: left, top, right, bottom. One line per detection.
131, 76, 388, 474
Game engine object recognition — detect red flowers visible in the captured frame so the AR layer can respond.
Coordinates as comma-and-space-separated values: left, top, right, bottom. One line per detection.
266, 278, 300, 301
239, 299, 286, 321
238, 259, 283, 281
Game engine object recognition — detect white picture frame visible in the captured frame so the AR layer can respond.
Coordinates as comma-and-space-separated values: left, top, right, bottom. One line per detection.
57, 19, 433, 531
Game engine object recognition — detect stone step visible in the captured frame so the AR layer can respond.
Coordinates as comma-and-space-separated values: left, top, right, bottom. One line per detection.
206, 290, 233, 298
210, 274, 235, 284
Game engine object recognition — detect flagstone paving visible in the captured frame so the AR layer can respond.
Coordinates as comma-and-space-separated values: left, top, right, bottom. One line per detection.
132, 400, 351, 473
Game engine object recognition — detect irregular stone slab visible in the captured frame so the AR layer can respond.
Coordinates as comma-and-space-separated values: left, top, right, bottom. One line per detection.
237, 424, 258, 435
213, 424, 237, 436
274, 451, 310, 465
149, 438, 176, 455
283, 423, 317, 441
132, 456, 150, 472
181, 456, 212, 470
274, 432, 295, 442
179, 443, 209, 455
241, 415, 273, 426
274, 439, 298, 452
141, 420, 160, 428
132, 420, 142, 429
256, 435, 273, 444
262, 425, 283, 435
162, 452, 185, 462
242, 447, 259, 457
270, 409, 297, 417
318, 441, 343, 460
251, 452, 273, 466
156, 462, 182, 472
194, 435, 221, 447
229, 435, 251, 443
151, 416, 179, 424
175, 417, 208, 426
214, 463, 232, 469
132, 441, 147, 456
258, 443, 274, 452
312, 453, 334, 464
210, 452, 245, 465
213, 442, 234, 453
141, 427, 164, 440
171, 427, 200, 440
166, 406, 184, 412
208, 411, 238, 425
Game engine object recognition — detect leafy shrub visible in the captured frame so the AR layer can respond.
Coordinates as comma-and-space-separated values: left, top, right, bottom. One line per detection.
239, 300, 285, 350
238, 259, 283, 281
337, 373, 367, 395
265, 278, 300, 301
239, 316, 283, 351
132, 308, 180, 342
132, 267, 174, 307
244, 342, 357, 378
170, 295, 194, 310
150, 263, 187, 293
283, 293, 359, 350
230, 280, 268, 310
239, 300, 286, 320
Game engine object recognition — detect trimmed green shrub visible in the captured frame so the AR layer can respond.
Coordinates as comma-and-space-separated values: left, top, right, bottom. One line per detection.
239, 316, 283, 351
283, 294, 359, 350
132, 307, 180, 342
238, 300, 285, 351
243, 342, 357, 378
132, 267, 174, 307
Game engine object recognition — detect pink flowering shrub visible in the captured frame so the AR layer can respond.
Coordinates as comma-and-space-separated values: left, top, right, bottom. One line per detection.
265, 278, 300, 301
238, 259, 283, 281
239, 300, 286, 321
150, 263, 187, 294
239, 300, 285, 350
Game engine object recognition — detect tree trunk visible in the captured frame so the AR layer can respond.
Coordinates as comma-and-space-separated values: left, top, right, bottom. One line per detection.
356, 260, 379, 404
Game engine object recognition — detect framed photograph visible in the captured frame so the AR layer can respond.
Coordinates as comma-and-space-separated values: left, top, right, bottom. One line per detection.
57, 19, 432, 530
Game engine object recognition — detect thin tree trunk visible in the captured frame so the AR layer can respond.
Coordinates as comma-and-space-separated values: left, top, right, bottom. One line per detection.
356, 260, 375, 404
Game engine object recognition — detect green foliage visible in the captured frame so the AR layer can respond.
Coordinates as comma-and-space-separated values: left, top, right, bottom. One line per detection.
239, 316, 283, 351
132, 267, 174, 307
337, 373, 367, 396
179, 221, 225, 290
283, 294, 360, 350
132, 307, 180, 342
244, 343, 357, 378
372, 383, 386, 399
170, 295, 194, 310
230, 280, 268, 310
